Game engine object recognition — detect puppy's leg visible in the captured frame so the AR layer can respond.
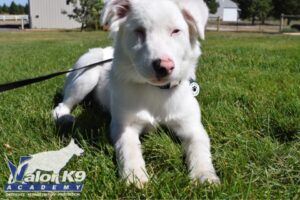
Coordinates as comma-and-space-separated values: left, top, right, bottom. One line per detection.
52, 68, 100, 122
52, 48, 113, 122
172, 108, 220, 184
111, 121, 149, 189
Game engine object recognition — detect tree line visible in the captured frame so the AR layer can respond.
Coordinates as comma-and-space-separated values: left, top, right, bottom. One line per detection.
0, 2, 29, 15
2, 0, 294, 29
232, 0, 300, 24
64, 0, 300, 31
63, 0, 221, 31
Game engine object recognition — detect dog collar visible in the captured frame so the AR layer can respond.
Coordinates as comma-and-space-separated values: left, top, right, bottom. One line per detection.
158, 78, 200, 97
158, 81, 181, 89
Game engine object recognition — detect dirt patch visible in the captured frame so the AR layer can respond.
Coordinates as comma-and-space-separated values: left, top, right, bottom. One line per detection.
283, 32, 300, 36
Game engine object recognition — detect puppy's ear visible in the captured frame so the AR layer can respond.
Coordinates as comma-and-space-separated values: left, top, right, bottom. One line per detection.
101, 0, 131, 33
176, 0, 209, 40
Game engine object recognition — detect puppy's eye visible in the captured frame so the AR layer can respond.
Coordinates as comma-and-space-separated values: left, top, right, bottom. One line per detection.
171, 29, 181, 36
134, 27, 146, 42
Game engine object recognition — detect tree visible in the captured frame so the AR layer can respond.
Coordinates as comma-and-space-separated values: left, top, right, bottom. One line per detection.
233, 0, 272, 25
9, 1, 19, 14
62, 0, 103, 31
25, 3, 29, 14
17, 4, 25, 14
251, 0, 273, 24
204, 0, 219, 14
272, 0, 300, 24
2, 3, 9, 14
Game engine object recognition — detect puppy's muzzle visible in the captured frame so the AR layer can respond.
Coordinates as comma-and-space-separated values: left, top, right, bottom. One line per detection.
152, 57, 175, 78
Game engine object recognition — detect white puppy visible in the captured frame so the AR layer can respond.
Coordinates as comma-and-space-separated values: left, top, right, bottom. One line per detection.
53, 0, 220, 188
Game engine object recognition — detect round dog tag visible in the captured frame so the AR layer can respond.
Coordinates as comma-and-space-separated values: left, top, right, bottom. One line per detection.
190, 82, 200, 97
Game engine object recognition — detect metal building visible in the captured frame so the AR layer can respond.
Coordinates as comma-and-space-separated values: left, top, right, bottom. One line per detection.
209, 0, 240, 22
29, 0, 81, 29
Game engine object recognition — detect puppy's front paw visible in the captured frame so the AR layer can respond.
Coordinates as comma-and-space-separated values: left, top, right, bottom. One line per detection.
192, 171, 220, 185
52, 103, 74, 124
122, 169, 149, 189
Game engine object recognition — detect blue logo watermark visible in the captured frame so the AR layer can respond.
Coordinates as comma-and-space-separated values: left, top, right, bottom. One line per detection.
4, 139, 86, 194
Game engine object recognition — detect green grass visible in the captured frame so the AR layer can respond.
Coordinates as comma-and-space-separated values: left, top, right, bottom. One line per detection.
0, 31, 299, 199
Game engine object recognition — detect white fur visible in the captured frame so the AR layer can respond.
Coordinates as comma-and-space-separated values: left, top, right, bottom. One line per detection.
53, 0, 219, 188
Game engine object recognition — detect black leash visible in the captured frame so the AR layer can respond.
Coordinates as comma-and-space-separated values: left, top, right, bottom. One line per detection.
0, 58, 113, 93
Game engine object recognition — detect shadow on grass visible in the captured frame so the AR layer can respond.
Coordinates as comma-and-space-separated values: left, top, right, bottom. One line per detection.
269, 122, 299, 143
52, 90, 201, 175
53, 89, 183, 146
140, 125, 182, 145
52, 90, 111, 149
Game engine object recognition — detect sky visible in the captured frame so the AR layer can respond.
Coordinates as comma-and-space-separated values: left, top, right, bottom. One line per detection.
0, 0, 28, 6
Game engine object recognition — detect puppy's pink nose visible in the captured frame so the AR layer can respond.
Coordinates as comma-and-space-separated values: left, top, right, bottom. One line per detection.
161, 58, 174, 69
152, 57, 175, 78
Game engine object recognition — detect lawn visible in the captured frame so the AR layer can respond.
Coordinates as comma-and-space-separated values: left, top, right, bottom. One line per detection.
0, 31, 299, 199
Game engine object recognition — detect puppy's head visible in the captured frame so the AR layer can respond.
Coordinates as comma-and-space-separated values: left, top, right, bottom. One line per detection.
101, 0, 209, 86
